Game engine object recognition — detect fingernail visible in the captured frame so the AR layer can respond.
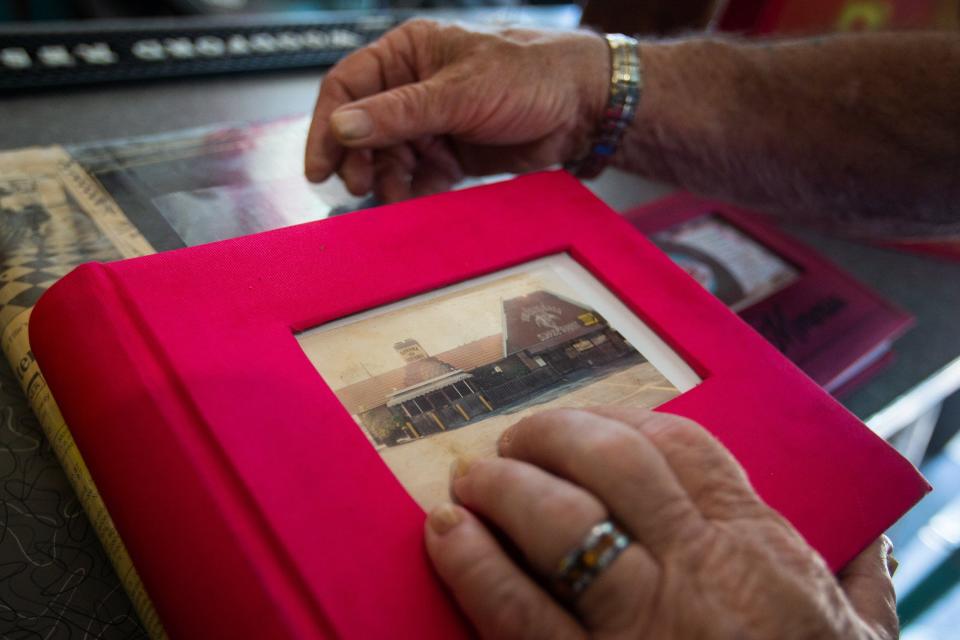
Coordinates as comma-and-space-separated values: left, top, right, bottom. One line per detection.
428, 503, 463, 535
331, 109, 374, 141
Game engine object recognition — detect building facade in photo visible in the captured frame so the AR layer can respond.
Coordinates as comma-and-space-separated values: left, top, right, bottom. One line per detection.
336, 291, 641, 448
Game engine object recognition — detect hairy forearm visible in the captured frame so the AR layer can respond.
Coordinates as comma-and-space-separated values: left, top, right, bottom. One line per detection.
622, 33, 960, 238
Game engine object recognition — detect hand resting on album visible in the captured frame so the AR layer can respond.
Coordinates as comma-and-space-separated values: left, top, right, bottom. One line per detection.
424, 408, 899, 640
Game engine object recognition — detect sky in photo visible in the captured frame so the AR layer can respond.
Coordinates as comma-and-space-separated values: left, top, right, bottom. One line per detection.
298, 267, 584, 389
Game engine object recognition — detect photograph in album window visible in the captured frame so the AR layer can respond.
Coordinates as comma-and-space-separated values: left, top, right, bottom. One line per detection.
298, 255, 695, 508
298, 255, 686, 449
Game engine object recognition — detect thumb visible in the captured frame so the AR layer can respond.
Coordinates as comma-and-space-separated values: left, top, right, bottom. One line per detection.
330, 78, 453, 148
838, 536, 899, 640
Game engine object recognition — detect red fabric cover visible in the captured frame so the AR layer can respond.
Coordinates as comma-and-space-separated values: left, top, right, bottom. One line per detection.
30, 171, 929, 639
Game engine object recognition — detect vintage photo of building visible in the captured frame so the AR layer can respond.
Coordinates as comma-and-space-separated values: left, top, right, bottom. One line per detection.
334, 290, 641, 448
298, 258, 684, 509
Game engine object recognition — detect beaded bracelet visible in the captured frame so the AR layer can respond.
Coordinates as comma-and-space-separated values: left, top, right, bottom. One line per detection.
565, 33, 642, 179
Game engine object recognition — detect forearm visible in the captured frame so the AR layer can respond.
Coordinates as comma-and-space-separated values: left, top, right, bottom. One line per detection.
621, 33, 960, 238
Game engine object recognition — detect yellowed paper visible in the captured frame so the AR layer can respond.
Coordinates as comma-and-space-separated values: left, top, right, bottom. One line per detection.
0, 146, 166, 639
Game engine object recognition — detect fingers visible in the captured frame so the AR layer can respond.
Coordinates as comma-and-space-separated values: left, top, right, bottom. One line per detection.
454, 457, 605, 572
453, 457, 660, 632
499, 409, 706, 554
339, 149, 373, 196
305, 72, 349, 183
305, 23, 426, 182
373, 154, 412, 203
371, 144, 416, 202
582, 408, 771, 520
330, 77, 455, 149
424, 504, 585, 640
838, 536, 899, 640
369, 138, 462, 202
306, 50, 386, 182
454, 135, 571, 177
308, 31, 462, 198
410, 137, 463, 198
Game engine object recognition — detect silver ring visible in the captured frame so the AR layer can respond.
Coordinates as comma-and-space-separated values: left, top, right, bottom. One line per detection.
554, 520, 631, 597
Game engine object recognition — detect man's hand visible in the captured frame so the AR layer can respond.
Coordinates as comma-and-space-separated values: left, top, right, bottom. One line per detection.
308, 24, 960, 236
425, 408, 898, 639
305, 20, 607, 202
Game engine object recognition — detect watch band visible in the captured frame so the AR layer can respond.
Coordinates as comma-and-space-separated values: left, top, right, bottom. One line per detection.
565, 33, 642, 179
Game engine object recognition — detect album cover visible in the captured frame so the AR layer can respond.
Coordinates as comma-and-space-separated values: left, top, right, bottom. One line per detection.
30, 171, 928, 638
